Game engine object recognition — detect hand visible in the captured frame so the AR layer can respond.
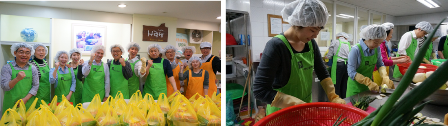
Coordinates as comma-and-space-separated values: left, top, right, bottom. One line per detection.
17, 71, 26, 80
382, 77, 395, 89
180, 87, 185, 93
103, 97, 108, 102
22, 97, 30, 105
89, 54, 96, 65
119, 58, 125, 66
179, 63, 184, 71
79, 59, 84, 65
55, 62, 60, 68
66, 94, 72, 101
175, 58, 179, 64
330, 97, 346, 104
182, 62, 188, 69
147, 60, 153, 68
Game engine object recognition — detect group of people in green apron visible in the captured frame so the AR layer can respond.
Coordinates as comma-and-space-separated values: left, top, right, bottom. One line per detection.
253, 0, 433, 116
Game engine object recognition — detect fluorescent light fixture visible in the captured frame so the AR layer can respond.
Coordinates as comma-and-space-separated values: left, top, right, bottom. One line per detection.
417, 0, 439, 8
336, 14, 360, 19
217, 16, 221, 19
118, 4, 126, 8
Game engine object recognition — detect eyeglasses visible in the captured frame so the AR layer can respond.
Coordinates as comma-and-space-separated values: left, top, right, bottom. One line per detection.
112, 50, 121, 53
36, 49, 45, 53
201, 48, 211, 50
17, 51, 31, 55
166, 51, 175, 54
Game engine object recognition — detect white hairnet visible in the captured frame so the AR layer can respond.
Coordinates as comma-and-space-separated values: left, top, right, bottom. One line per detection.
281, 0, 329, 27
147, 44, 164, 55
91, 45, 106, 54
33, 43, 48, 56
54, 50, 70, 63
360, 24, 387, 40
69, 48, 82, 58
200, 42, 212, 48
360, 25, 368, 32
426, 29, 441, 38
188, 56, 202, 68
336, 32, 349, 39
164, 45, 177, 54
11, 43, 34, 57
127, 42, 140, 51
110, 44, 125, 53
415, 21, 433, 32
381, 22, 394, 31
182, 46, 196, 54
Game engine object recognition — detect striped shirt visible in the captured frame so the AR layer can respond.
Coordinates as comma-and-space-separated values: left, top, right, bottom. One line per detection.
29, 59, 49, 79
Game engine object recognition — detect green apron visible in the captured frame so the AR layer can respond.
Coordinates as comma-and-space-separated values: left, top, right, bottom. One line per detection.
72, 65, 83, 106
110, 62, 129, 99
127, 58, 140, 96
54, 67, 76, 104
144, 58, 167, 99
393, 32, 418, 78
33, 60, 50, 108
425, 42, 433, 60
331, 39, 351, 84
266, 35, 314, 115
82, 63, 105, 103
346, 44, 378, 97
2, 63, 36, 112
444, 35, 448, 58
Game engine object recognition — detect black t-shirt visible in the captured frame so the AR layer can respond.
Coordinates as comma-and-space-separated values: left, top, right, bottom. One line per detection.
146, 57, 173, 77
438, 36, 447, 51
253, 33, 330, 104
205, 55, 221, 74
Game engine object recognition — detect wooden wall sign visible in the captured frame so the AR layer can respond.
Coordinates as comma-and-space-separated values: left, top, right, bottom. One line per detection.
143, 23, 168, 42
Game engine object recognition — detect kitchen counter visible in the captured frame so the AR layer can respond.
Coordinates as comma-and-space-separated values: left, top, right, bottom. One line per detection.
343, 83, 448, 123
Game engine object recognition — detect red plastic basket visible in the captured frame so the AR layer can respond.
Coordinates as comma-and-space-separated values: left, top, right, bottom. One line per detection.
254, 102, 369, 126
397, 63, 438, 75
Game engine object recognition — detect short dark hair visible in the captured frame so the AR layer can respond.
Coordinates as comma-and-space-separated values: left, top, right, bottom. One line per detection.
294, 26, 325, 30
386, 28, 393, 36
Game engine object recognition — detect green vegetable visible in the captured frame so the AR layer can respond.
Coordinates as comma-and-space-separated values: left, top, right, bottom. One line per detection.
350, 95, 376, 111
332, 114, 347, 126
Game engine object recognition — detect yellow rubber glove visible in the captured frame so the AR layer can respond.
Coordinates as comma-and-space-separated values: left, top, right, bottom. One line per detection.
320, 77, 346, 104
354, 73, 379, 91
423, 58, 431, 64
140, 57, 147, 73
379, 66, 395, 89
271, 92, 306, 109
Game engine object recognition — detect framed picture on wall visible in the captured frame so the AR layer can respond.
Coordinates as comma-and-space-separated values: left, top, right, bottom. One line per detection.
71, 23, 107, 55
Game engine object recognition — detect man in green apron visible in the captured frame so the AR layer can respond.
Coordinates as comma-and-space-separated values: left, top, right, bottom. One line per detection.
253, 0, 345, 116
393, 21, 433, 78
82, 45, 110, 102
143, 44, 178, 98
107, 44, 133, 99
30, 43, 51, 108
438, 32, 448, 59
347, 25, 389, 97
1, 43, 39, 113
126, 42, 146, 96
424, 29, 441, 60
326, 32, 351, 99
68, 48, 84, 106
50, 51, 76, 103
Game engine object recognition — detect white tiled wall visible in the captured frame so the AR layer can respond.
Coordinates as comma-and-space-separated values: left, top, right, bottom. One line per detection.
249, 0, 295, 62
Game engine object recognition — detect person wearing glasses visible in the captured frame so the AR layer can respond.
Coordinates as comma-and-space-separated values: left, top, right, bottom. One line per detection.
29, 43, 50, 108
107, 44, 132, 99
1, 43, 39, 112
164, 45, 183, 96
199, 42, 220, 96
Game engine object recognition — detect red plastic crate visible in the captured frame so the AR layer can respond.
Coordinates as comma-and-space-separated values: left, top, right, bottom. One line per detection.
397, 63, 438, 75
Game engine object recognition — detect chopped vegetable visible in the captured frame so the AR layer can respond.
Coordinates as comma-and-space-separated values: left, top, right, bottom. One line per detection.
350, 95, 376, 111
413, 73, 426, 83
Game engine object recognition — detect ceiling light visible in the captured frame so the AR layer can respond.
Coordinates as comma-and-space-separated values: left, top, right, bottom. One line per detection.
417, 0, 439, 8
217, 16, 221, 19
336, 14, 360, 19
118, 4, 126, 8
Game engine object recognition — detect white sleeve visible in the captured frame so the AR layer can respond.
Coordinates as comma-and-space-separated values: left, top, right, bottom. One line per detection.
398, 32, 412, 56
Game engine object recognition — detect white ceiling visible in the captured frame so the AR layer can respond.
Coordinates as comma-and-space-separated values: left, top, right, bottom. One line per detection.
1, 1, 221, 23
339, 0, 448, 17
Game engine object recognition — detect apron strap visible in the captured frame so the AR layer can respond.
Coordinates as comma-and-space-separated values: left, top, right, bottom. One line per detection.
275, 35, 294, 58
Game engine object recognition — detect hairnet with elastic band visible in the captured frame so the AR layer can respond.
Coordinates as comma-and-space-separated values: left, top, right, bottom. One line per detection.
200, 42, 212, 48
33, 43, 48, 57
69, 48, 82, 58
164, 45, 177, 54
188, 56, 202, 68
360, 25, 368, 32
360, 24, 387, 40
182, 46, 196, 54
91, 45, 106, 54
381, 22, 394, 31
415, 21, 433, 32
147, 44, 165, 55
336, 32, 349, 39
127, 42, 140, 51
281, 0, 329, 27
11, 43, 34, 57
110, 44, 125, 53
54, 50, 70, 63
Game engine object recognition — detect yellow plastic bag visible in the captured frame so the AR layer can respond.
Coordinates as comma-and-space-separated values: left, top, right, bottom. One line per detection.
95, 96, 116, 121
193, 97, 206, 112
113, 97, 128, 117
0, 109, 22, 126
146, 103, 165, 126
170, 95, 190, 109
114, 91, 126, 104
75, 104, 98, 126
96, 106, 120, 126
143, 93, 156, 106
56, 105, 82, 126
188, 93, 203, 104
167, 96, 198, 126
49, 95, 58, 111
11, 99, 26, 124
122, 103, 148, 126
129, 90, 143, 105
197, 100, 221, 126
54, 95, 72, 116
211, 92, 221, 105
26, 107, 61, 126
86, 94, 102, 117
168, 91, 181, 104
158, 93, 170, 114
25, 98, 39, 117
